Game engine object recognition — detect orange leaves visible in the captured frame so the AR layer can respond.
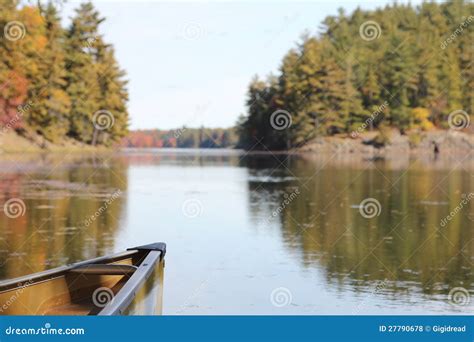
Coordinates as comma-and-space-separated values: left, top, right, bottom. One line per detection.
18, 6, 44, 30
0, 71, 28, 105
18, 6, 47, 52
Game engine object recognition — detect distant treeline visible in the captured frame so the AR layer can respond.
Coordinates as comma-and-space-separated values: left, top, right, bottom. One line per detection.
237, 1, 473, 150
122, 127, 238, 148
0, 1, 128, 145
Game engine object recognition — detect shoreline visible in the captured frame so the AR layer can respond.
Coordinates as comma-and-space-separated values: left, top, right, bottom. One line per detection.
295, 130, 473, 160
0, 131, 109, 154
1, 129, 472, 158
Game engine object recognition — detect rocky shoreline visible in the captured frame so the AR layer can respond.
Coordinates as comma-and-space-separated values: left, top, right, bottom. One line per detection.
298, 130, 473, 159
1, 129, 472, 158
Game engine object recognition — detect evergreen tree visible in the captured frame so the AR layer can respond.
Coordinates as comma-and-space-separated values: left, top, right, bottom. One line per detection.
0, 0, 129, 145
64, 2, 102, 143
28, 1, 71, 141
237, 0, 472, 150
93, 43, 128, 145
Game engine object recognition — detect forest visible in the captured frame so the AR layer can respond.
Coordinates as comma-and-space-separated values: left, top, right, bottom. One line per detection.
122, 127, 237, 148
237, 0, 473, 150
0, 1, 128, 146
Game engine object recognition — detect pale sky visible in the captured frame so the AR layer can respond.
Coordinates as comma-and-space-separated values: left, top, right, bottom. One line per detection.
61, 0, 424, 130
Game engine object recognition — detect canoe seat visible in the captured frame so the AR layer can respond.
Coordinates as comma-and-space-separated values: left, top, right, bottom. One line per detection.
69, 264, 137, 276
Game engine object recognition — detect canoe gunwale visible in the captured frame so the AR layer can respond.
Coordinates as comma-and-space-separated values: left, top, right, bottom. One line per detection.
98, 249, 163, 315
69, 264, 138, 276
0, 250, 138, 292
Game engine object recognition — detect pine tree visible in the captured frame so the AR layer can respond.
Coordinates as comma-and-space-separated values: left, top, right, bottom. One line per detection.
64, 2, 102, 143
0, 0, 129, 146
380, 33, 417, 131
237, 0, 472, 150
93, 43, 128, 145
27, 1, 71, 142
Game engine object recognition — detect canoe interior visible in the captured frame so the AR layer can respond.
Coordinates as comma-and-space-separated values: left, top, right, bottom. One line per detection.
0, 249, 162, 315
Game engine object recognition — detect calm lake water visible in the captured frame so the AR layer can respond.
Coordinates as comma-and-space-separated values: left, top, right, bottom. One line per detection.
0, 149, 473, 314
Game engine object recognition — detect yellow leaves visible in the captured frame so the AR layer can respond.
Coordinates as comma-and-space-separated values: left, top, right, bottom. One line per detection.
411, 107, 434, 131
17, 6, 47, 52
19, 6, 44, 29
49, 89, 71, 114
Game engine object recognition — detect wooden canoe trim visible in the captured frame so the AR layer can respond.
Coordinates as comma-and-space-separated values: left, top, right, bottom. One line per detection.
69, 264, 138, 276
0, 250, 139, 293
98, 250, 163, 315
